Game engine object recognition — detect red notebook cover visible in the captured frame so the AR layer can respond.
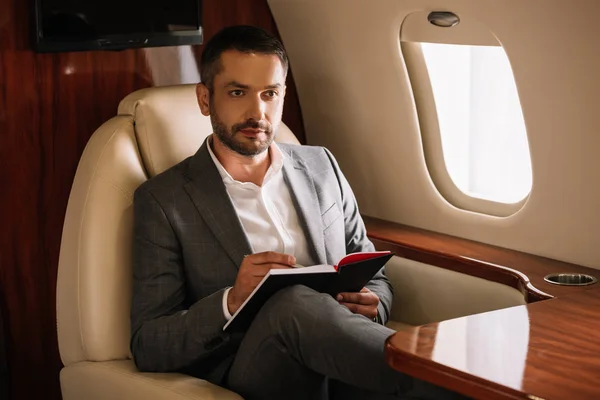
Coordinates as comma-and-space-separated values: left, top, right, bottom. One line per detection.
335, 251, 393, 270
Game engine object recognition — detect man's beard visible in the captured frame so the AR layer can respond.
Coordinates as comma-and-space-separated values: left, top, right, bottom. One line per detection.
210, 106, 276, 157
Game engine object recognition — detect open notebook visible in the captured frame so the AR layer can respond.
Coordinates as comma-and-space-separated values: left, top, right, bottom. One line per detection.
223, 250, 394, 332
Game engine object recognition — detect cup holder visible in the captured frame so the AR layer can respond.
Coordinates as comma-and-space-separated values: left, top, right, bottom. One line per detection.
543, 273, 598, 286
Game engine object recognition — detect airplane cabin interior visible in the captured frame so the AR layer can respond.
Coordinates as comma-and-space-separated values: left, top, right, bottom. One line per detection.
1, 0, 599, 399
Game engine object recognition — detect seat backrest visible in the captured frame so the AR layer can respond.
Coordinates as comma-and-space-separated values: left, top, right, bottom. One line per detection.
56, 84, 300, 366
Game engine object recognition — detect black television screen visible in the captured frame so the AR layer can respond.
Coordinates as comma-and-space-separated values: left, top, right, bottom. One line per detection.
33, 0, 203, 52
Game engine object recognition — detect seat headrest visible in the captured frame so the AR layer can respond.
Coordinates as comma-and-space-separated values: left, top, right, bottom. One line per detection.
118, 84, 300, 177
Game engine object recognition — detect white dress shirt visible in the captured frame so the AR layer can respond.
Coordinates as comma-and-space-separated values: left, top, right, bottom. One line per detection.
206, 136, 314, 320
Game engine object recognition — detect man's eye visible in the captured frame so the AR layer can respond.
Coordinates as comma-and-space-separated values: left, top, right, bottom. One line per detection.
263, 90, 278, 99
229, 90, 244, 97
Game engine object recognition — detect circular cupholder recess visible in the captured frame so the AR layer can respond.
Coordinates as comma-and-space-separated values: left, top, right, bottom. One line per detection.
543, 273, 598, 286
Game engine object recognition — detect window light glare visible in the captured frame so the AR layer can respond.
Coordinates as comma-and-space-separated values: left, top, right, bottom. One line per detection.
421, 43, 532, 204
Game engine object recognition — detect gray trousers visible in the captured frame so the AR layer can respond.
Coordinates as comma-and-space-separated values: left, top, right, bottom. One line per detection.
225, 285, 467, 400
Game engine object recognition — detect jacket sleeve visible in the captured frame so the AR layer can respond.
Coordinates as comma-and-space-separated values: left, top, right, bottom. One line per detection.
130, 186, 233, 372
322, 148, 394, 325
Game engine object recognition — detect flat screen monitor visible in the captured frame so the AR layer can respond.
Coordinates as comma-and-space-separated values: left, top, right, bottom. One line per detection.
33, 0, 203, 52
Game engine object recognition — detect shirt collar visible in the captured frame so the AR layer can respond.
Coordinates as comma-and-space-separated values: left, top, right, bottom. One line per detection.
206, 134, 285, 185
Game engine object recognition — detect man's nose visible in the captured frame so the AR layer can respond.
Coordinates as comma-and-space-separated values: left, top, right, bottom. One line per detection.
246, 96, 266, 121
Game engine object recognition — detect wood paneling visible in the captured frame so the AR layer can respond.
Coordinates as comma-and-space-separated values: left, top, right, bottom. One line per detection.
364, 216, 599, 301
0, 1, 305, 399
385, 287, 600, 400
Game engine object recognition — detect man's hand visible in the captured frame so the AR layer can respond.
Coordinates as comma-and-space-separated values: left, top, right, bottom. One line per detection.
227, 251, 295, 315
336, 287, 379, 320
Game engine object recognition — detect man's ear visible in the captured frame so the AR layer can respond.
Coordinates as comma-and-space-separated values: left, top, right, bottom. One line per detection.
196, 83, 211, 116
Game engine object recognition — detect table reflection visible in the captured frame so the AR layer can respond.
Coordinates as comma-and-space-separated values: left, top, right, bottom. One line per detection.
430, 306, 530, 390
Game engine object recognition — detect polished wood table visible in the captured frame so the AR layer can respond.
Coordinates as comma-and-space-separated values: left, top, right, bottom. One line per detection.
385, 287, 600, 400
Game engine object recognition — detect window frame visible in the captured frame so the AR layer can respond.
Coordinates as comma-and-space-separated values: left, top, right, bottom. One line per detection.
401, 40, 530, 217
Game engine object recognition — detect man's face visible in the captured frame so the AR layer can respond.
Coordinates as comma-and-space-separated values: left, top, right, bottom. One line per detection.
197, 50, 286, 157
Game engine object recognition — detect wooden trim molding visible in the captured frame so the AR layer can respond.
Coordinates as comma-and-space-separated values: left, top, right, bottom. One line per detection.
363, 216, 599, 301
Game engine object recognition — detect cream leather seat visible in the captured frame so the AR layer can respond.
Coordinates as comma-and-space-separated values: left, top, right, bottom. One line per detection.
56, 84, 300, 400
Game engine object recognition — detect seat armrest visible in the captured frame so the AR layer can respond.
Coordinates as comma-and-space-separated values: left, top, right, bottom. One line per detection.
60, 360, 243, 400
386, 256, 526, 326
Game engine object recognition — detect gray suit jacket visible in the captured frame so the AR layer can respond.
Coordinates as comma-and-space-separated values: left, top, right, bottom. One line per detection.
130, 139, 393, 381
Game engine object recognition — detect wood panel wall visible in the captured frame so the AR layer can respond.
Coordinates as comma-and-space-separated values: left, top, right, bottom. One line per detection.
0, 1, 306, 399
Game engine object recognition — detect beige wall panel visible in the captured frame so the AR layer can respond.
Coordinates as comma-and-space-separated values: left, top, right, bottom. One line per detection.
269, 0, 600, 269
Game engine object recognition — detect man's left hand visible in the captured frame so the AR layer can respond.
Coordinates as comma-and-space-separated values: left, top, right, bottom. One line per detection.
336, 287, 379, 320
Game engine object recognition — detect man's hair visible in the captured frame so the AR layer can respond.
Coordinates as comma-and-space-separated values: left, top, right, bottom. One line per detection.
200, 25, 289, 91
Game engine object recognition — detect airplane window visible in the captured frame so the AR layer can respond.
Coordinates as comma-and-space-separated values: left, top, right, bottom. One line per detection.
419, 43, 532, 204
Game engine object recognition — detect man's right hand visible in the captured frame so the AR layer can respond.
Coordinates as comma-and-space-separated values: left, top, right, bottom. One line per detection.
227, 251, 296, 315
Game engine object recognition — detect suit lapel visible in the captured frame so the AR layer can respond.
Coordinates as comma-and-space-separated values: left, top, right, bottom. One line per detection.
183, 140, 252, 269
282, 149, 327, 265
